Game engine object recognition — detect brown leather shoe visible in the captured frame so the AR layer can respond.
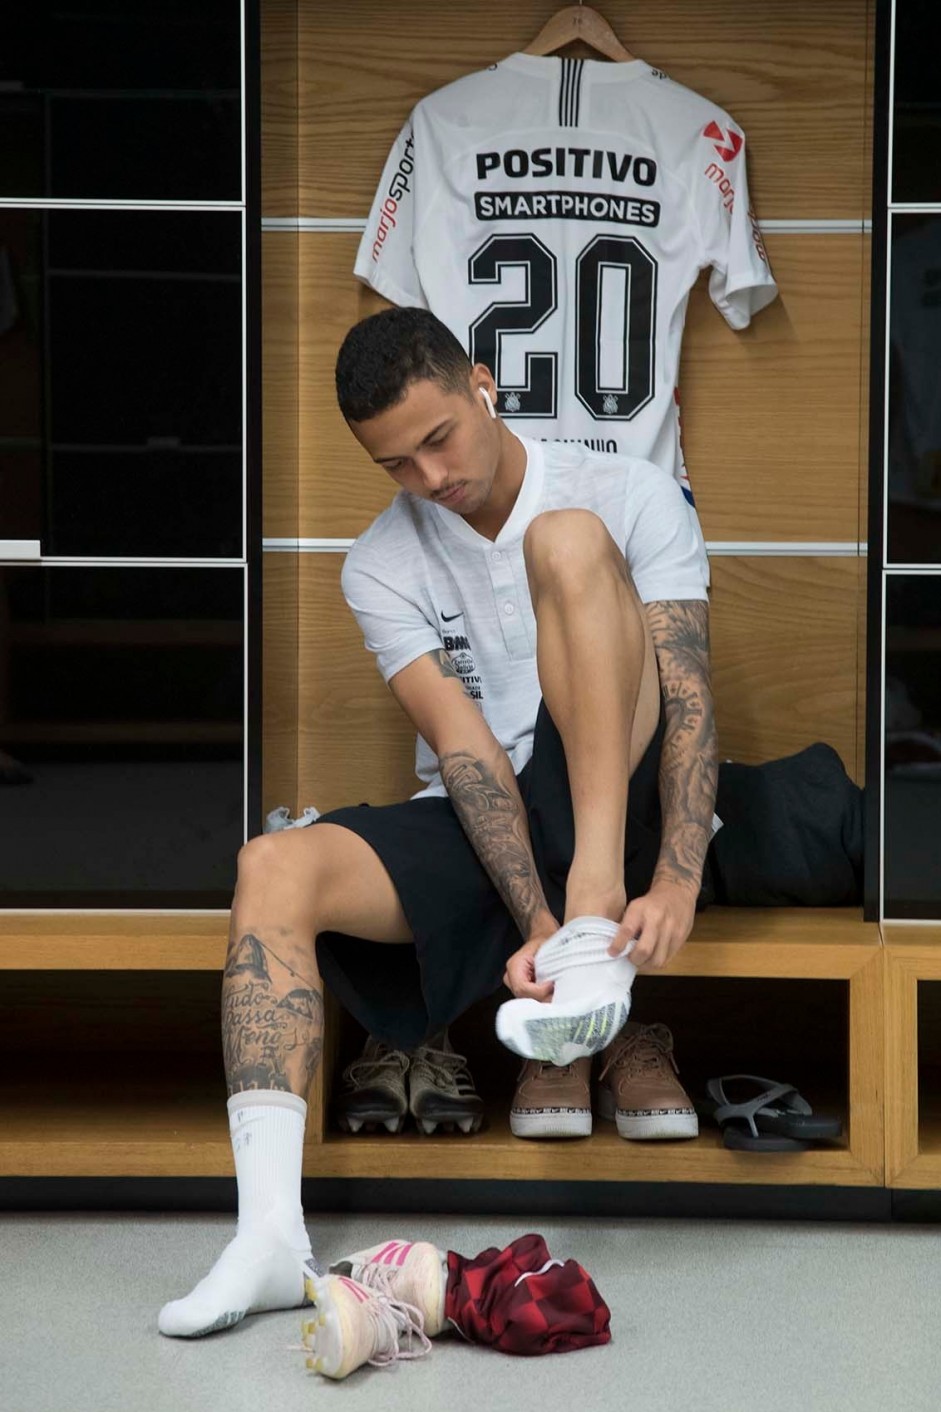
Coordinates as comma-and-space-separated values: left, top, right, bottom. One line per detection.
510, 1057, 592, 1139
597, 1022, 699, 1140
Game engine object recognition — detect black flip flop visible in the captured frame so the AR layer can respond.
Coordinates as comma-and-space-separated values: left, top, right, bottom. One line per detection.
696, 1100, 803, 1150
702, 1075, 842, 1151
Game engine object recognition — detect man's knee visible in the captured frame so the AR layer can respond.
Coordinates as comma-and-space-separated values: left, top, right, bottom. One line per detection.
237, 824, 413, 943
524, 509, 633, 591
236, 829, 322, 888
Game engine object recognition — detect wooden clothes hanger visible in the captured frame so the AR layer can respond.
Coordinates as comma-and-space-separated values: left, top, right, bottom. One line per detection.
523, 3, 636, 62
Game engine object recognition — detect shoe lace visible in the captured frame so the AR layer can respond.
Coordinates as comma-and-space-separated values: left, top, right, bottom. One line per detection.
598, 1024, 678, 1084
287, 1283, 432, 1370
524, 1060, 578, 1080
342, 1044, 409, 1089
411, 1044, 477, 1096
364, 1288, 433, 1367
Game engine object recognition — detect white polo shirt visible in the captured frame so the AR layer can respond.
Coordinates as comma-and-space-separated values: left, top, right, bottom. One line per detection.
341, 435, 709, 799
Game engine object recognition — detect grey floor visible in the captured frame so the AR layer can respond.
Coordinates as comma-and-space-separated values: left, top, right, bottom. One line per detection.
4, 1211, 941, 1412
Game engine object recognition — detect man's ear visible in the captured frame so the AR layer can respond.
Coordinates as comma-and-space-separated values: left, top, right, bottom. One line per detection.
470, 363, 498, 414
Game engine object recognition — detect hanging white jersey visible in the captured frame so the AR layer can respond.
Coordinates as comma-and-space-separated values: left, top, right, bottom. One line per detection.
354, 53, 778, 508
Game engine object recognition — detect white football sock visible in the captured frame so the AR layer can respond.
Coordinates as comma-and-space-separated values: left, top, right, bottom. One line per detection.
535, 916, 637, 998
158, 1090, 313, 1338
496, 916, 636, 1066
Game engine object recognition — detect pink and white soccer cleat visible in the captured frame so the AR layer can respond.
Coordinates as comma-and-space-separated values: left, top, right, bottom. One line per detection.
328, 1238, 448, 1337
297, 1269, 432, 1380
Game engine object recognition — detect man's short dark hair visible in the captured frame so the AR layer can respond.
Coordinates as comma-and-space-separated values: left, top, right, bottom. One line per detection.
335, 307, 473, 422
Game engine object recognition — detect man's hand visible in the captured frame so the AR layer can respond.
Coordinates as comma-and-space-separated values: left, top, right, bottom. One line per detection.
503, 919, 561, 1000
608, 881, 697, 969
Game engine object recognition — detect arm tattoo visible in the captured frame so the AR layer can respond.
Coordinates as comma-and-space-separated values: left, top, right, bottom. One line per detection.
222, 931, 324, 1097
438, 750, 550, 939
645, 600, 718, 894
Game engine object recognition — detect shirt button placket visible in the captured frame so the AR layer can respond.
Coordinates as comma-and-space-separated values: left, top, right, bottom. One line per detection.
490, 549, 528, 655
491, 548, 530, 657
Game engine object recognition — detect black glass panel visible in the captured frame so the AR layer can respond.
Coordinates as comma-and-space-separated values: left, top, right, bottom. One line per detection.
0, 209, 43, 544
884, 576, 941, 918
0, 208, 242, 558
0, 2, 241, 200
0, 565, 244, 907
887, 216, 941, 564
892, 2, 941, 204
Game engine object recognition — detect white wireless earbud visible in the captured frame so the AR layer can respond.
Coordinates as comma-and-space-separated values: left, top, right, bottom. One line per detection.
479, 387, 497, 419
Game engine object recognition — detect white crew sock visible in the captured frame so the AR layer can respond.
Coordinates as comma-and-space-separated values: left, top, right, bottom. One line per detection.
535, 916, 637, 1000
158, 1090, 313, 1338
495, 917, 637, 1064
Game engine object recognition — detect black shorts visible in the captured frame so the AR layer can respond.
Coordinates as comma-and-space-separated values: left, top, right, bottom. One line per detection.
314, 696, 671, 1051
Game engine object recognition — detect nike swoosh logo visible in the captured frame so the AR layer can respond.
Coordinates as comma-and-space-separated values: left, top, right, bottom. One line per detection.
441, 611, 463, 622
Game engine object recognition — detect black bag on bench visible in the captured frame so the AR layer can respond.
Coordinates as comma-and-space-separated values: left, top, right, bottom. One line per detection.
702, 743, 864, 907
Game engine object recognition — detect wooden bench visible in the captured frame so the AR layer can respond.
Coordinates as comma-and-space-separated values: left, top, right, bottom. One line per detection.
0, 908, 886, 1187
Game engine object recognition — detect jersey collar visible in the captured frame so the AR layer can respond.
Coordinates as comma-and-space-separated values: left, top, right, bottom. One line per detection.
501, 51, 649, 84
432, 435, 545, 550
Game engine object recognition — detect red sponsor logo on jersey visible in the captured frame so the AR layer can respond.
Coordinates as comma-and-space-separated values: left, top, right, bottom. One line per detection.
703, 165, 769, 262
747, 206, 769, 264
372, 132, 415, 261
704, 161, 735, 212
703, 120, 743, 163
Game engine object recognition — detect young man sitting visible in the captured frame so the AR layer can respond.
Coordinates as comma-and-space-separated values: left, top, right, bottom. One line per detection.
157, 306, 716, 1339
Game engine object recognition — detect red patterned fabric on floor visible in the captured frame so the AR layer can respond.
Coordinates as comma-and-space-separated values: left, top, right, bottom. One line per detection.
444, 1232, 611, 1355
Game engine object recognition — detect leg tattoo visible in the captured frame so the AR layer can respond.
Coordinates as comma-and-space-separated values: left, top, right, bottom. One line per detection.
222, 932, 324, 1097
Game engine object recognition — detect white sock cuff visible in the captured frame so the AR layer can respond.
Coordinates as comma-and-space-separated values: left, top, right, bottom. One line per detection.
226, 1089, 308, 1121
562, 916, 621, 935
535, 917, 630, 982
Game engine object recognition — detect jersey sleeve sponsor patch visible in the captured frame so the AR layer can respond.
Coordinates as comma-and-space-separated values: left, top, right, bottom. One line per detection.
354, 119, 425, 307
702, 119, 743, 164
694, 115, 778, 329
370, 128, 415, 263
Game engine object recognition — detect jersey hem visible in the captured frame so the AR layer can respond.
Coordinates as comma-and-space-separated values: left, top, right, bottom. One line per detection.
712, 274, 779, 331
636, 585, 710, 605
380, 638, 444, 688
